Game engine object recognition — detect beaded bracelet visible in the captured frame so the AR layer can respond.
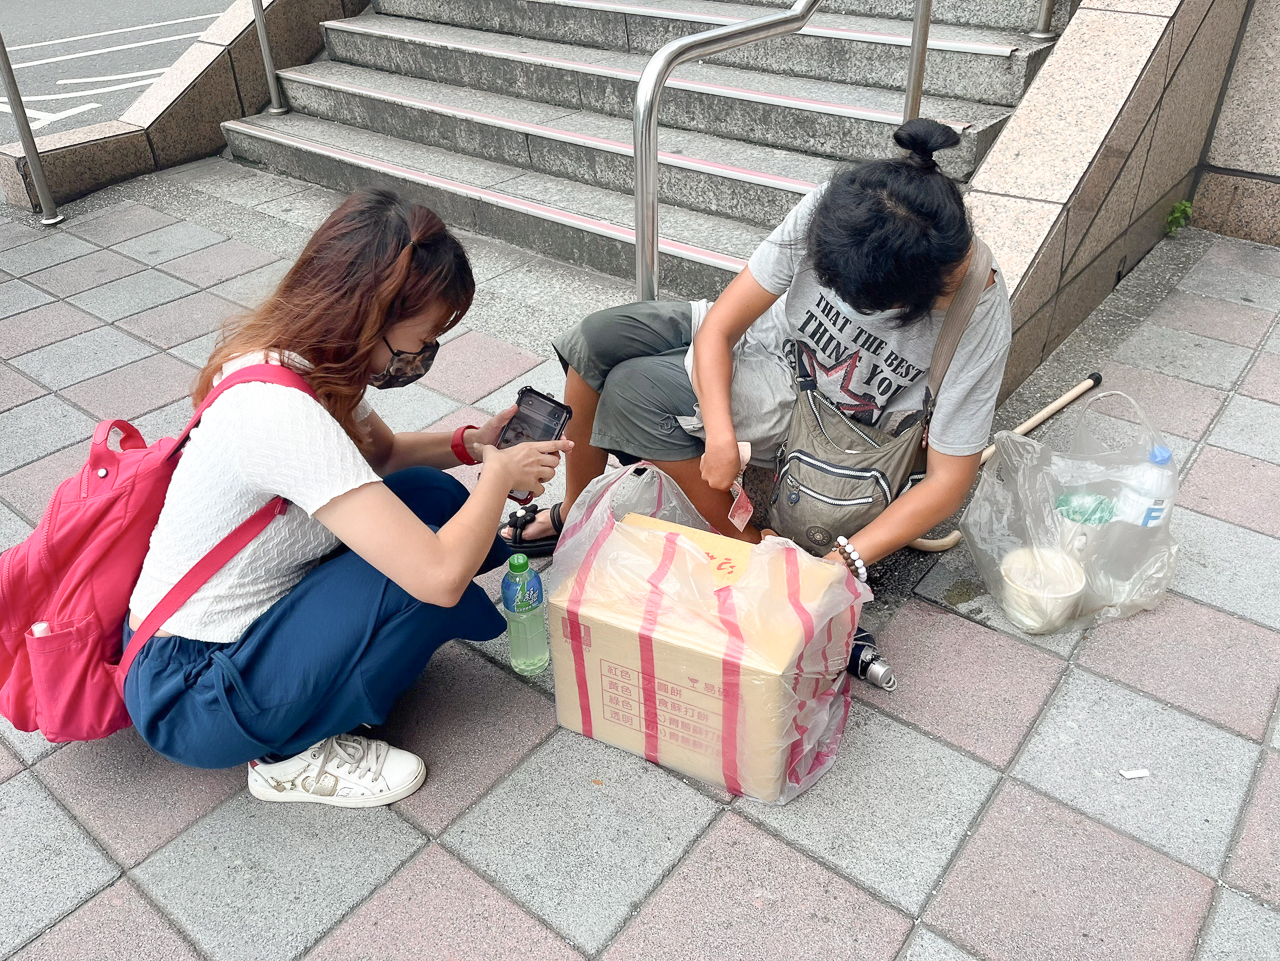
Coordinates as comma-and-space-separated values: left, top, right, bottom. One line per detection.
835, 536, 868, 583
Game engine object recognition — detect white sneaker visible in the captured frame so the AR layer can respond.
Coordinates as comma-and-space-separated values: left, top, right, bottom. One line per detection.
247, 734, 426, 807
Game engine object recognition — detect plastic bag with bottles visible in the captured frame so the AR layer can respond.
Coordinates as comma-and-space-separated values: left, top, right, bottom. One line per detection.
960, 391, 1180, 634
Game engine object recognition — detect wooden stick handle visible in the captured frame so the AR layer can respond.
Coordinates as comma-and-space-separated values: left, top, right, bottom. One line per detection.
908, 373, 1102, 553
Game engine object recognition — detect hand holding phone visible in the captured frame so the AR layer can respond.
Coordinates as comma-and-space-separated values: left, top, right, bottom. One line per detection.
496, 387, 573, 503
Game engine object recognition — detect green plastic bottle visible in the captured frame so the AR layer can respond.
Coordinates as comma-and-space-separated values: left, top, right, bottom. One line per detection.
501, 553, 549, 675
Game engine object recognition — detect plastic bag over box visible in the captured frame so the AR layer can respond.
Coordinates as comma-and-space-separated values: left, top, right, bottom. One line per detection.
545, 464, 869, 804
960, 391, 1179, 634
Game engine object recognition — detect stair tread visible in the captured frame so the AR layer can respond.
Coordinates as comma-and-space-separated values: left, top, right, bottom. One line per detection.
374, 0, 1050, 55
333, 13, 1012, 128
283, 59, 840, 188
230, 111, 769, 260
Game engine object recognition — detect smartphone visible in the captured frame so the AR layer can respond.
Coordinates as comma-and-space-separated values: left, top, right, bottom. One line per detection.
496, 386, 573, 504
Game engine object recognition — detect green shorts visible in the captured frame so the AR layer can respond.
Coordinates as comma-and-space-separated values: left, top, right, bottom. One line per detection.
552, 300, 704, 463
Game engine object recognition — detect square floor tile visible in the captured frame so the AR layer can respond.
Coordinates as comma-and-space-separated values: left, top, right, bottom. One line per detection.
112, 221, 226, 266
254, 186, 345, 231
926, 781, 1213, 961
477, 357, 567, 415
307, 845, 579, 961
0, 741, 20, 785
1210, 395, 1280, 466
856, 600, 1064, 767
160, 240, 279, 288
1171, 508, 1280, 631
0, 301, 102, 358
116, 290, 239, 349
1079, 595, 1280, 741
0, 279, 55, 320
1242, 352, 1280, 404
10, 325, 154, 390
207, 261, 290, 308
68, 270, 197, 323
1179, 259, 1280, 312
1200, 890, 1280, 961
442, 729, 718, 954
62, 353, 196, 420
66, 204, 177, 246
1146, 289, 1276, 348
421, 331, 544, 404
1093, 362, 1226, 439
363, 383, 460, 434
1203, 238, 1280, 279
1225, 752, 1280, 908
0, 365, 45, 412
0, 395, 95, 473
0, 717, 60, 765
132, 791, 424, 961
0, 440, 90, 525
378, 644, 557, 835
35, 727, 243, 868
0, 232, 95, 277
1113, 324, 1253, 391
603, 814, 911, 961
0, 501, 32, 551
740, 704, 999, 914
913, 544, 1083, 657
0, 220, 43, 252
1181, 446, 1280, 539
169, 332, 219, 369
0, 772, 119, 958
25, 250, 145, 298
192, 166, 307, 207
11, 878, 200, 961
1013, 669, 1259, 874
133, 398, 194, 443
904, 929, 980, 961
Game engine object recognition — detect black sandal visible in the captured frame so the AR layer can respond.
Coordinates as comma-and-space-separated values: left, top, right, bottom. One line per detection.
501, 502, 564, 558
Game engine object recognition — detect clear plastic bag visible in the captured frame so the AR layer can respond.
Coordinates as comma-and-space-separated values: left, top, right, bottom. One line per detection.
960, 391, 1180, 634
546, 464, 869, 804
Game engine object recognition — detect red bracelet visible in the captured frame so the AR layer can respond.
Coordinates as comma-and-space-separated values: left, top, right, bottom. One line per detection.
451, 425, 479, 465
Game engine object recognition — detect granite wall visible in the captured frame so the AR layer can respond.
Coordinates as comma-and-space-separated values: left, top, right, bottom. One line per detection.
968, 0, 1253, 402
1194, 0, 1280, 245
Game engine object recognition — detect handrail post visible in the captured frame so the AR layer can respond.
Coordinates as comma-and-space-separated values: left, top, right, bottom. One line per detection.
1029, 0, 1057, 39
0, 31, 62, 225
902, 0, 932, 122
250, 0, 289, 116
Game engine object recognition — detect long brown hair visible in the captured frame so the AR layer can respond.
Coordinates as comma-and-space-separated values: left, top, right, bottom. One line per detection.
195, 189, 474, 445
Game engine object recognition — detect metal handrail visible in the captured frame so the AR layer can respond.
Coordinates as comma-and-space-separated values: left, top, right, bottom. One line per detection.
632, 0, 939, 299
0, 31, 62, 224
1029, 0, 1057, 39
632, 0, 822, 301
250, 0, 289, 116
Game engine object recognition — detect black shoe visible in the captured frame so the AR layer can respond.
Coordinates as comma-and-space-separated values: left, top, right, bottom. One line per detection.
500, 502, 564, 558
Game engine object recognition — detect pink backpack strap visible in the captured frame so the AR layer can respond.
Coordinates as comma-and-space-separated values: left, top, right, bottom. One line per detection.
116, 363, 318, 692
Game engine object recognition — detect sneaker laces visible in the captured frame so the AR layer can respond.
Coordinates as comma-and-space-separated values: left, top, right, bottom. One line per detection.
317, 734, 389, 784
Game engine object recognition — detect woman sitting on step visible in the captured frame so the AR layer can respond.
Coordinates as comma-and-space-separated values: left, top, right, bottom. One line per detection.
124, 189, 571, 807
504, 119, 1011, 584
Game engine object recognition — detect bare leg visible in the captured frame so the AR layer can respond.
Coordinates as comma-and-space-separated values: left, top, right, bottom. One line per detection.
650, 457, 762, 544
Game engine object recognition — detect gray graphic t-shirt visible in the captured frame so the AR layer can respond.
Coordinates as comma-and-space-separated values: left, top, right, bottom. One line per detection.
681, 187, 1012, 463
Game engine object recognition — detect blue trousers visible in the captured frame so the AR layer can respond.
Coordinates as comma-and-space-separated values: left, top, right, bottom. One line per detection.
123, 468, 509, 769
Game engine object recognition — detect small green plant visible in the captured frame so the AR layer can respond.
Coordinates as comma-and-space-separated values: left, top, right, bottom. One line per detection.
1166, 200, 1193, 235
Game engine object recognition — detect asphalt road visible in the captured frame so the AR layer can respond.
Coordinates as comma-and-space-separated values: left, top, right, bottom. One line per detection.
0, 1, 232, 144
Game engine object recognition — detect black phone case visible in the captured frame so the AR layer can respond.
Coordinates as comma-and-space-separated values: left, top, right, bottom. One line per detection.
499, 386, 573, 504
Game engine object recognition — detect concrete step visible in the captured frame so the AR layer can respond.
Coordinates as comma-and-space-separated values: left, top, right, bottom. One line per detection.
322, 14, 1010, 178
277, 60, 837, 227
721, 0, 1071, 36
367, 0, 1051, 107
222, 112, 767, 298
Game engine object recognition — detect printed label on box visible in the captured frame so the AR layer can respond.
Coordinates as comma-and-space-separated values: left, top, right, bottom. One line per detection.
600, 660, 723, 758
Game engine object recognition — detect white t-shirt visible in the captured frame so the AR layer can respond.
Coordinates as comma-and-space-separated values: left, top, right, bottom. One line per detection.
680, 187, 1012, 462
129, 353, 382, 644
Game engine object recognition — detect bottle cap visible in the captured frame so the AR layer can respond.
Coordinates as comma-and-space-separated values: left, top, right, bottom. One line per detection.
508, 553, 529, 574
1149, 446, 1172, 466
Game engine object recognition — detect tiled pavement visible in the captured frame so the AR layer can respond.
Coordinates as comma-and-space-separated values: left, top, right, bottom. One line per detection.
1, 158, 1279, 961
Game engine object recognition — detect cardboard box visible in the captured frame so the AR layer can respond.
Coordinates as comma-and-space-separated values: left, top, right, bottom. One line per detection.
548, 514, 866, 803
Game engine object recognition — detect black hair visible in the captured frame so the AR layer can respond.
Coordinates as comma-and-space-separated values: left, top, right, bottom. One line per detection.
806, 118, 973, 325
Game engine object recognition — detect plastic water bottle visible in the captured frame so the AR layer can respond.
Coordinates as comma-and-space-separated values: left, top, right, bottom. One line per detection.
1114, 446, 1177, 527
502, 553, 549, 675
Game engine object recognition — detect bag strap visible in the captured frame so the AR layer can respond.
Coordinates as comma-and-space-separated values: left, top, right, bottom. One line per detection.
116, 363, 317, 691
924, 236, 994, 415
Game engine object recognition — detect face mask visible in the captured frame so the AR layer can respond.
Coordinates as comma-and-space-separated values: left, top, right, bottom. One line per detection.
369, 336, 439, 389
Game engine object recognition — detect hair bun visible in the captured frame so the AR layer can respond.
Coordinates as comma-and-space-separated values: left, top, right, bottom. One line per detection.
893, 118, 961, 171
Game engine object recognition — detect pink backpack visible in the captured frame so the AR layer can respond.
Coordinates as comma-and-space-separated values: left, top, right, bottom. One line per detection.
0, 364, 315, 742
